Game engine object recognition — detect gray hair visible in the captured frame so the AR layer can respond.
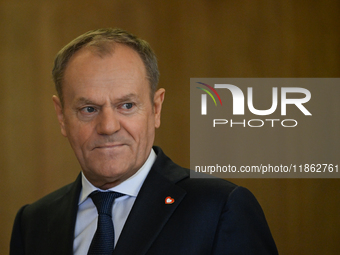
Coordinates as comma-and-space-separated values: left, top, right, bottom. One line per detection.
52, 28, 159, 105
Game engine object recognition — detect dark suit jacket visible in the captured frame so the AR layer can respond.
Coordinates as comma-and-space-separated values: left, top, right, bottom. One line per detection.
10, 146, 278, 255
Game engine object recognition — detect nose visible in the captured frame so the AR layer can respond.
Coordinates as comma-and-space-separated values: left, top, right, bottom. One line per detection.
96, 107, 120, 135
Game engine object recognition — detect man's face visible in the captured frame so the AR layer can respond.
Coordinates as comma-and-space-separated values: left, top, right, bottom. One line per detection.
53, 44, 165, 189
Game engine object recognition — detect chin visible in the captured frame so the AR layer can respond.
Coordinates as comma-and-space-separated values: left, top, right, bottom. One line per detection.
100, 165, 134, 179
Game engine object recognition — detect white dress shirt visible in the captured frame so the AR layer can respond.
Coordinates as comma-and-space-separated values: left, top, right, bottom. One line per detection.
73, 149, 156, 254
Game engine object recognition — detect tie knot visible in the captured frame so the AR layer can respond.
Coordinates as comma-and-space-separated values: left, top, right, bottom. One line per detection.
90, 191, 124, 216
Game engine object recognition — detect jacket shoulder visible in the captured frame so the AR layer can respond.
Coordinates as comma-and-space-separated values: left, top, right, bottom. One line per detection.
152, 146, 239, 200
10, 175, 81, 255
23, 176, 80, 215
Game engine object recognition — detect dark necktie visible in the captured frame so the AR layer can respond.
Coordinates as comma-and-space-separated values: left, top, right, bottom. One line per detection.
88, 191, 124, 255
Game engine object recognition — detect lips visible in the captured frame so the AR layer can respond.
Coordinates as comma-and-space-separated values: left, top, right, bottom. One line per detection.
93, 143, 125, 150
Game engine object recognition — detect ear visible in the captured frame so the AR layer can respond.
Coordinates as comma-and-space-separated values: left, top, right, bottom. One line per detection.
52, 95, 67, 137
153, 88, 165, 128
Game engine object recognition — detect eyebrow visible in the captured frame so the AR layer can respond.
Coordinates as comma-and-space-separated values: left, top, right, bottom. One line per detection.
73, 93, 139, 107
116, 93, 139, 102
73, 97, 95, 106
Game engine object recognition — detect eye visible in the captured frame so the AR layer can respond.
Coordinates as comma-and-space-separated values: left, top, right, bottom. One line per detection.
121, 103, 134, 110
81, 106, 96, 113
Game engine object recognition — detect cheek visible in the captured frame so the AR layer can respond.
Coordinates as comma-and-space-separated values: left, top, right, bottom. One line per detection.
65, 121, 92, 150
122, 116, 154, 142
140, 115, 156, 143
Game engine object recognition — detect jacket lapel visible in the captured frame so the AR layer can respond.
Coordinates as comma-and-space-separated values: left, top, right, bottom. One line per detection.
46, 174, 82, 255
114, 147, 188, 255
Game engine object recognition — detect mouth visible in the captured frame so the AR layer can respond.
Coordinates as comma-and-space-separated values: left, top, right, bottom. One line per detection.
93, 143, 126, 150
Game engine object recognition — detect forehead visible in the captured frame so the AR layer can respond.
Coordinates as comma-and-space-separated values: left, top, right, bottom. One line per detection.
62, 44, 149, 101
65, 43, 147, 81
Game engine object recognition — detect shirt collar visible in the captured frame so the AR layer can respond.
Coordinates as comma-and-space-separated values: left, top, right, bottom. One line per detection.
79, 148, 156, 205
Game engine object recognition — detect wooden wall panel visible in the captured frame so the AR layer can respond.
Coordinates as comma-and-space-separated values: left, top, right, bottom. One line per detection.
1, 1, 339, 254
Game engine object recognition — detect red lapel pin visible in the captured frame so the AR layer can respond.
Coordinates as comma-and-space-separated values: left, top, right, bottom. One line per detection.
165, 196, 175, 204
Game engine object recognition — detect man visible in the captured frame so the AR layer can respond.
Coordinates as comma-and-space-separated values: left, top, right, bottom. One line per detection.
10, 28, 278, 254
